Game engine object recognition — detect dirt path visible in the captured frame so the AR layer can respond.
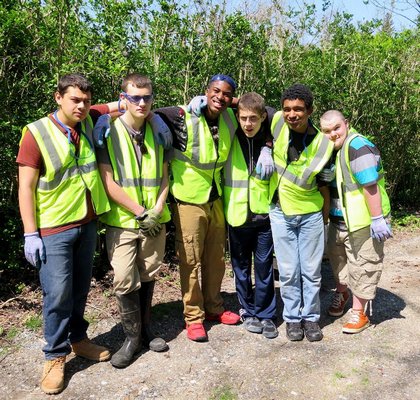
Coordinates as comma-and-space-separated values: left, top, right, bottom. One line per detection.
0, 229, 419, 400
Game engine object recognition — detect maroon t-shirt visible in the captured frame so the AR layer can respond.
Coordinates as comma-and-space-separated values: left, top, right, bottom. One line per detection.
16, 105, 109, 236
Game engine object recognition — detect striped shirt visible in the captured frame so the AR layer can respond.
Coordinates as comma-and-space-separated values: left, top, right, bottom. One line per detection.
329, 135, 382, 226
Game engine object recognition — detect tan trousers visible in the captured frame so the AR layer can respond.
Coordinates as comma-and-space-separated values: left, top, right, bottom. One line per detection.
172, 199, 226, 323
106, 225, 166, 295
327, 223, 384, 300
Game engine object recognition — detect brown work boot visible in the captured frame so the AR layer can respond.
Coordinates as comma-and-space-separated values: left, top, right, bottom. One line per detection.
71, 338, 111, 361
40, 356, 66, 395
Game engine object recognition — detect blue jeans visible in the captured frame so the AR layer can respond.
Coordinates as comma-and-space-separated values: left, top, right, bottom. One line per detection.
269, 206, 324, 323
229, 223, 276, 320
39, 221, 97, 360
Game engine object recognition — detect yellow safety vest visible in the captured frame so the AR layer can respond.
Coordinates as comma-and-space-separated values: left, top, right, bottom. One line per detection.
336, 130, 391, 232
22, 116, 110, 228
224, 136, 271, 226
100, 117, 170, 228
269, 111, 334, 215
171, 106, 237, 204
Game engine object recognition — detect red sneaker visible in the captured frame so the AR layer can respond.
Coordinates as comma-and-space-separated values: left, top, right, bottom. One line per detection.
206, 311, 240, 325
186, 323, 208, 342
328, 289, 350, 317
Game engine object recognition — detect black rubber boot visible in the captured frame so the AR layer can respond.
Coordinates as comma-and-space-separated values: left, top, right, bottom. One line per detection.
111, 290, 142, 368
139, 281, 169, 352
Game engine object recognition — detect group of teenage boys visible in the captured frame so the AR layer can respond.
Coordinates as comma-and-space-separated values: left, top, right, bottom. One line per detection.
17, 72, 392, 395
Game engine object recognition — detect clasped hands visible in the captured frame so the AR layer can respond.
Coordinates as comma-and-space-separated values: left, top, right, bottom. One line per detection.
135, 209, 162, 237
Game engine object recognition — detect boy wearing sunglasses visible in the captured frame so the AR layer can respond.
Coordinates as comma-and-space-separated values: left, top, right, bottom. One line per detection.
17, 73, 119, 394
96, 73, 170, 368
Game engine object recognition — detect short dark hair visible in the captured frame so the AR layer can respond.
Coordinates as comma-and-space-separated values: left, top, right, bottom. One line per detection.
57, 73, 93, 96
121, 73, 153, 92
281, 83, 313, 109
237, 92, 266, 115
208, 74, 237, 93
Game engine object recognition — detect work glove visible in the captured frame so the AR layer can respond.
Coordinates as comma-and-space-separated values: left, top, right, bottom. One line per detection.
149, 113, 173, 149
186, 95, 207, 117
255, 146, 274, 180
370, 215, 393, 242
93, 114, 111, 148
318, 164, 336, 182
24, 232, 46, 267
136, 209, 162, 237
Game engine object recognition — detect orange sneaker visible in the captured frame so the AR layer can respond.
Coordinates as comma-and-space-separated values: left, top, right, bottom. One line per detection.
328, 289, 350, 317
206, 310, 240, 325
342, 309, 370, 334
186, 323, 208, 342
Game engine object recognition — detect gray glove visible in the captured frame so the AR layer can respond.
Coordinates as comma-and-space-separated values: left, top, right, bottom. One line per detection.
93, 114, 111, 148
186, 95, 207, 117
255, 146, 274, 180
136, 209, 162, 237
143, 222, 163, 237
318, 164, 336, 182
24, 232, 46, 267
370, 215, 393, 242
149, 113, 173, 149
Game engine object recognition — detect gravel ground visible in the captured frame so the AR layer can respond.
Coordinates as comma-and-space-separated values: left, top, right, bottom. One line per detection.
0, 229, 419, 400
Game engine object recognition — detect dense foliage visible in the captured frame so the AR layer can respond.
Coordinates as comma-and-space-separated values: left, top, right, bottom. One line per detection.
0, 0, 418, 274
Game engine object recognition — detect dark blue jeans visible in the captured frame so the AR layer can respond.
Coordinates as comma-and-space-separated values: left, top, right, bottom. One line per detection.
228, 223, 276, 320
39, 221, 97, 360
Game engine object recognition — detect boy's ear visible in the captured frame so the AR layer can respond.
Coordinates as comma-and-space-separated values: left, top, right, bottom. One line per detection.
54, 91, 62, 106
307, 106, 314, 116
261, 111, 267, 122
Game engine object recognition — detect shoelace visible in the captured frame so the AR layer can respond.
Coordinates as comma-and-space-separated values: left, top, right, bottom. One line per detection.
347, 309, 363, 325
41, 357, 65, 381
331, 292, 345, 308
364, 300, 373, 316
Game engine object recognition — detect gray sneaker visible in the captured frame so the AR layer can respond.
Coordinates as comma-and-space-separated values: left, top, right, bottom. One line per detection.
286, 322, 304, 341
242, 317, 263, 334
302, 320, 323, 342
261, 319, 278, 339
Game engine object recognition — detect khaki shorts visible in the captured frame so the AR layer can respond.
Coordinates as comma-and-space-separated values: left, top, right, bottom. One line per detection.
327, 223, 384, 300
106, 225, 166, 295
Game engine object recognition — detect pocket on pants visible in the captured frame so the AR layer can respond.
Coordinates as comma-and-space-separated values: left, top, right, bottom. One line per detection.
358, 239, 384, 271
176, 234, 197, 266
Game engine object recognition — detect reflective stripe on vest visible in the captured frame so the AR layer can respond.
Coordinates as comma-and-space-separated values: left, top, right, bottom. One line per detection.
171, 106, 237, 204
224, 136, 270, 226
101, 118, 170, 228
269, 111, 334, 215
24, 116, 109, 228
336, 130, 391, 232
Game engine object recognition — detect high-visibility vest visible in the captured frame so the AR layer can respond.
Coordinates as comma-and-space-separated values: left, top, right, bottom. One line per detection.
171, 106, 237, 204
269, 111, 334, 215
100, 118, 170, 228
22, 116, 110, 228
336, 130, 391, 232
223, 135, 271, 226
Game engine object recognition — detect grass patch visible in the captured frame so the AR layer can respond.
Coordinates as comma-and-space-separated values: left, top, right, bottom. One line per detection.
84, 313, 99, 325
392, 210, 420, 231
6, 327, 19, 340
24, 314, 42, 330
333, 371, 346, 379
210, 385, 237, 400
